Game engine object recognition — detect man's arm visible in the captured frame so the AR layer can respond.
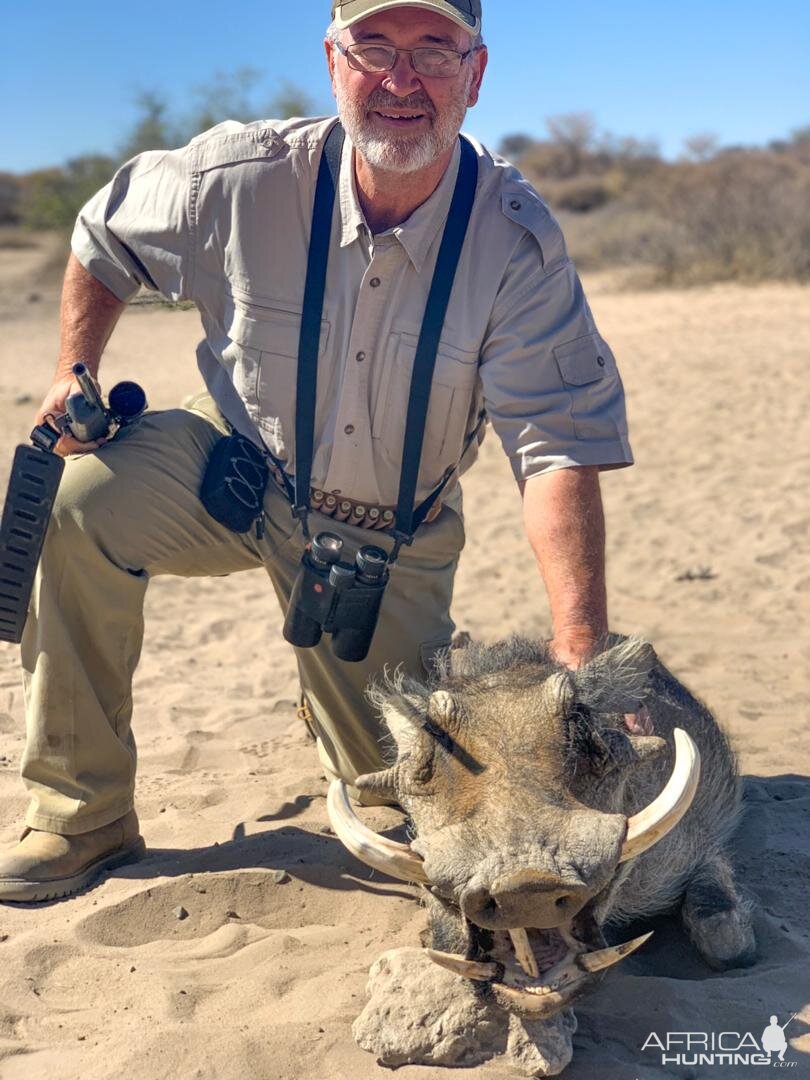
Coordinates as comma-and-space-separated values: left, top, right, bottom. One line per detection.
522, 465, 607, 667
35, 255, 127, 456
523, 465, 654, 734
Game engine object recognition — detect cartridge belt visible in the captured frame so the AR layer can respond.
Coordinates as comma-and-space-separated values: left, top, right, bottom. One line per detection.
267, 462, 442, 531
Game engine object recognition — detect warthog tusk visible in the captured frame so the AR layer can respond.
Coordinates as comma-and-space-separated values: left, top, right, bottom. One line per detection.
575, 931, 653, 972
327, 780, 428, 883
425, 949, 500, 981
508, 928, 540, 978
619, 727, 701, 863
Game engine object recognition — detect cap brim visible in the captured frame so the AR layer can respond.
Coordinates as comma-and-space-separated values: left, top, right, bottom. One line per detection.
333, 1, 480, 36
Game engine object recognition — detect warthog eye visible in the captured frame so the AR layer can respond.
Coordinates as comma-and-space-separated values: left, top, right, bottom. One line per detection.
564, 705, 630, 777
423, 718, 455, 754
565, 704, 594, 751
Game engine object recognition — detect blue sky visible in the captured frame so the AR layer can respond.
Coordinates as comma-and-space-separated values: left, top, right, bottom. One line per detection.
2, 0, 808, 173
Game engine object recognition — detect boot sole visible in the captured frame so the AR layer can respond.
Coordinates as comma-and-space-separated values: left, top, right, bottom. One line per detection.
0, 837, 147, 903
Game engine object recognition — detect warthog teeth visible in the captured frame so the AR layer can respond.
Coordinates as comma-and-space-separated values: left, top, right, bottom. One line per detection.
424, 949, 500, 982
427, 927, 653, 1007
492, 984, 569, 1017
619, 727, 701, 863
575, 931, 654, 972
508, 928, 540, 978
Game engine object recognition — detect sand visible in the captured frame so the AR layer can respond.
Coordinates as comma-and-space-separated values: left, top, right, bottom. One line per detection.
0, 233, 807, 1078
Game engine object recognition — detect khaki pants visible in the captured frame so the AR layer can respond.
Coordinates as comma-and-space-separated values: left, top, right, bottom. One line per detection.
20, 398, 463, 834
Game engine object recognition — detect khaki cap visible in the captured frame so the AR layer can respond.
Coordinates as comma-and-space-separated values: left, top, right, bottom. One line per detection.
332, 0, 482, 36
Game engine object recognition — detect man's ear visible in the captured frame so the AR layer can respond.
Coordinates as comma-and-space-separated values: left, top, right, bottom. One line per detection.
467, 44, 488, 108
325, 38, 338, 94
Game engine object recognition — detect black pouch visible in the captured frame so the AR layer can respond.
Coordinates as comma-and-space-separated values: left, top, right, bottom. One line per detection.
200, 433, 269, 534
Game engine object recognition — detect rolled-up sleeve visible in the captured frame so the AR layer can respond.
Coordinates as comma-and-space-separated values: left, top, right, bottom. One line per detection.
71, 148, 192, 303
480, 239, 633, 482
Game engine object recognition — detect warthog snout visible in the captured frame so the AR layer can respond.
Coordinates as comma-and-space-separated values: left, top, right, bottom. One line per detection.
461, 868, 593, 929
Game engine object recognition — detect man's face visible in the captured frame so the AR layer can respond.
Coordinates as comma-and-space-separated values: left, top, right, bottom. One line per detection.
326, 7, 487, 174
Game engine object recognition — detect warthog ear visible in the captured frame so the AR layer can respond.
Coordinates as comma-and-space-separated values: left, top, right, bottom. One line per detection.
572, 729, 668, 778
572, 637, 657, 713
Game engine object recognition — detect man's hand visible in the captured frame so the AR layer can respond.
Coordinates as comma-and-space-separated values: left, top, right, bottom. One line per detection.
550, 636, 654, 735
33, 374, 107, 457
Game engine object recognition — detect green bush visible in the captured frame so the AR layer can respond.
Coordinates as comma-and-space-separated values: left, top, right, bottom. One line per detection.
19, 155, 116, 231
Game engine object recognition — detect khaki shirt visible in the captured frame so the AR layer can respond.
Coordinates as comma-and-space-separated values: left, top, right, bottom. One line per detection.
72, 116, 633, 509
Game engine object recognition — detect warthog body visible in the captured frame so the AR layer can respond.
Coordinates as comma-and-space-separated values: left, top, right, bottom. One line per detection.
346, 635, 755, 1040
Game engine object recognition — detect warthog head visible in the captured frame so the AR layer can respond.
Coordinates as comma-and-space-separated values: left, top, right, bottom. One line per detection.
328, 637, 700, 1017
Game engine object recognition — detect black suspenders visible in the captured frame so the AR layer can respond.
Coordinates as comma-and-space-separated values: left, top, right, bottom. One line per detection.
292, 121, 479, 560
293, 123, 346, 530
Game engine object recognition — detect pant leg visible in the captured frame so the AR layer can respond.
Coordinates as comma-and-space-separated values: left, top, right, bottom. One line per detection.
264, 505, 465, 802
20, 404, 293, 834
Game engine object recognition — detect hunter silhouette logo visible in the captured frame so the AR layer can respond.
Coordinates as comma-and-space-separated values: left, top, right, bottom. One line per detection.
761, 1015, 798, 1064
641, 1013, 798, 1068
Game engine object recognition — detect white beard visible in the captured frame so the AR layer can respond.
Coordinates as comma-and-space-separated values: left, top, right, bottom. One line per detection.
335, 76, 472, 175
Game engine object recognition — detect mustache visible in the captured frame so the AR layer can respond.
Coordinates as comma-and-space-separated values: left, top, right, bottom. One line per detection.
365, 90, 436, 117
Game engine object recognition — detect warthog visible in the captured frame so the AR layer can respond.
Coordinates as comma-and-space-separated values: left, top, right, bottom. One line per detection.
328, 636, 755, 1057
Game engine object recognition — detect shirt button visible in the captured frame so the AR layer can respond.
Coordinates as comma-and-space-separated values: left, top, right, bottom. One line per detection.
597, 355, 606, 367
356, 351, 366, 362
344, 424, 355, 435
369, 277, 381, 288
510, 199, 521, 210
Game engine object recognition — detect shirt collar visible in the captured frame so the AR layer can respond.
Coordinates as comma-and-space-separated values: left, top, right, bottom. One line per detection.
338, 134, 463, 273
338, 134, 366, 249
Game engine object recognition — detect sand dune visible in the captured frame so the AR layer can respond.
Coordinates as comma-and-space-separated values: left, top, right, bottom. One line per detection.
0, 238, 807, 1078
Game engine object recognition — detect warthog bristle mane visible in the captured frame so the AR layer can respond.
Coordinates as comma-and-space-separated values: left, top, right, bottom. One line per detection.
439, 636, 549, 682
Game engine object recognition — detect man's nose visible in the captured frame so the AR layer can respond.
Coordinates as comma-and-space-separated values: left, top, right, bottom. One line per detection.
381, 53, 424, 97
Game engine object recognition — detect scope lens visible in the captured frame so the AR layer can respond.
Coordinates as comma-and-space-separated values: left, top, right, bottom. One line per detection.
311, 532, 344, 567
108, 381, 147, 419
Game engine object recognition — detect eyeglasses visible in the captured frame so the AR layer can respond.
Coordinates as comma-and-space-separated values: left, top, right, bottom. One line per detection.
335, 41, 475, 79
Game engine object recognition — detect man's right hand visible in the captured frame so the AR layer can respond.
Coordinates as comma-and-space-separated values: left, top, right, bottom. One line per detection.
33, 374, 107, 457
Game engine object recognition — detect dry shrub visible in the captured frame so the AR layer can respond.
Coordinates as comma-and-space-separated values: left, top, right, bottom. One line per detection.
634, 151, 810, 284
504, 119, 810, 285
0, 174, 22, 225
539, 176, 612, 213
557, 204, 684, 274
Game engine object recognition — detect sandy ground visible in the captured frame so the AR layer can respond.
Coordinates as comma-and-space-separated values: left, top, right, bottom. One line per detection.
0, 233, 808, 1079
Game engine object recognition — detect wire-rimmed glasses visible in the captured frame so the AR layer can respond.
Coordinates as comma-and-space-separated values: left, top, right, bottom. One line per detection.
335, 41, 475, 79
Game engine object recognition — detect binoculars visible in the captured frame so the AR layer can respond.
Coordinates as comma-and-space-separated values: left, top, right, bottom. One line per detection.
283, 532, 389, 663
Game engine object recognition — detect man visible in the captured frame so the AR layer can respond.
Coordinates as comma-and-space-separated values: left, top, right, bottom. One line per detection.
0, 0, 643, 903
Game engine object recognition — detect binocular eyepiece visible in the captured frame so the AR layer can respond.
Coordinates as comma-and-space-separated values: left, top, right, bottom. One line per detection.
283, 532, 389, 663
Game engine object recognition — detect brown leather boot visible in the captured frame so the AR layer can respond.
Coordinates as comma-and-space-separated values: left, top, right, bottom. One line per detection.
0, 810, 145, 903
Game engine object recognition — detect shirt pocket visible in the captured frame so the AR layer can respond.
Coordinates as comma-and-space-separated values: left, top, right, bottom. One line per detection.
226, 301, 331, 459
373, 331, 480, 468
553, 332, 617, 440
